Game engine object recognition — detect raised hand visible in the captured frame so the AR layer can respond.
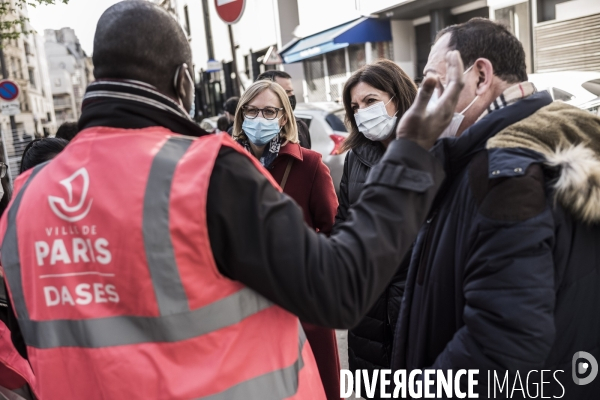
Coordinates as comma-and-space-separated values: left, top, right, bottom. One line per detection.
395, 50, 465, 149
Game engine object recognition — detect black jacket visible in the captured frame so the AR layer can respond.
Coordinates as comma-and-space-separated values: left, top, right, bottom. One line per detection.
336, 141, 408, 384
392, 91, 600, 399
297, 119, 311, 149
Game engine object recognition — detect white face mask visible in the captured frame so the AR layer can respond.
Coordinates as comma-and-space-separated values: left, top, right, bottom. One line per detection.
354, 96, 398, 141
426, 65, 478, 139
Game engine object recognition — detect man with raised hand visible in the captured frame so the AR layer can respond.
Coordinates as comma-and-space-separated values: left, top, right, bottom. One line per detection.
392, 18, 600, 399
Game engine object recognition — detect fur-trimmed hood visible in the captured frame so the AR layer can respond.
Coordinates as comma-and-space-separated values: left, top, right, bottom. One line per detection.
487, 101, 600, 223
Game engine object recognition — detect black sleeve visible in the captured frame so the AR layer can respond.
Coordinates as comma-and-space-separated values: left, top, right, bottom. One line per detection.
207, 138, 445, 329
334, 151, 351, 227
296, 120, 311, 149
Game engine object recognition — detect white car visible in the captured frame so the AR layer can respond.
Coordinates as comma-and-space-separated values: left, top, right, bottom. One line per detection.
294, 102, 349, 192
528, 71, 600, 115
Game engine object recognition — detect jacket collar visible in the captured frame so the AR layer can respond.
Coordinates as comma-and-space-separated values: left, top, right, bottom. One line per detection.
79, 79, 209, 137
278, 142, 304, 161
431, 90, 553, 178
353, 141, 385, 168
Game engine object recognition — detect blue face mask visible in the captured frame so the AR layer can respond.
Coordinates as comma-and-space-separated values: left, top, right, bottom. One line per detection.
242, 117, 281, 146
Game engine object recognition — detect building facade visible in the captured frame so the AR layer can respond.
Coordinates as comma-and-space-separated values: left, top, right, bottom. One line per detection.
164, 0, 599, 117
0, 3, 58, 180
44, 28, 94, 126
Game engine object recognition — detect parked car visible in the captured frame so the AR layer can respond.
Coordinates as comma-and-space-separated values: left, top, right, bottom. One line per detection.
528, 71, 600, 114
199, 116, 219, 133
294, 102, 349, 192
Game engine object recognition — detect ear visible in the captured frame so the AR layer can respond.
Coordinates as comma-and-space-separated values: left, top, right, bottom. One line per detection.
473, 58, 494, 96
279, 114, 288, 128
174, 63, 194, 111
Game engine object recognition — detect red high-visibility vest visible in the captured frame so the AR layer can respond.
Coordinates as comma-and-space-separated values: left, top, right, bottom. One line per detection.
0, 127, 326, 400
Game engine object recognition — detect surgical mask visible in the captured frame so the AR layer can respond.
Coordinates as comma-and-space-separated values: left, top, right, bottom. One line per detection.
354, 97, 397, 141
426, 65, 477, 139
288, 95, 297, 111
427, 90, 478, 139
242, 117, 281, 146
189, 91, 196, 119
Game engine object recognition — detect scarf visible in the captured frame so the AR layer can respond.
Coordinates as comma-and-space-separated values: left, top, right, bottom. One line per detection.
79, 79, 209, 137
236, 134, 283, 169
477, 81, 537, 121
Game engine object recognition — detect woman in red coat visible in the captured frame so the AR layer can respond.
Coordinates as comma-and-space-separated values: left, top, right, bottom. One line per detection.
232, 80, 340, 399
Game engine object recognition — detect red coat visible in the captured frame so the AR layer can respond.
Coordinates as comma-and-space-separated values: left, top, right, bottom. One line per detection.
268, 142, 338, 234
267, 142, 341, 400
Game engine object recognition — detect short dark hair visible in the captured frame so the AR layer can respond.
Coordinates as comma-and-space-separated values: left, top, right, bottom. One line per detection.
217, 116, 230, 132
436, 18, 527, 83
256, 70, 292, 82
55, 121, 79, 142
93, 1, 192, 98
20, 138, 69, 174
224, 97, 239, 115
341, 59, 417, 153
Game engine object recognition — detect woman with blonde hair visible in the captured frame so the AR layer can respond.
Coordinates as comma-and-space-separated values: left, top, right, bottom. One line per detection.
233, 80, 341, 399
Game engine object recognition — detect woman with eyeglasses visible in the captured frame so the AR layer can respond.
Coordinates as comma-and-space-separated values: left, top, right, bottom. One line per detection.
232, 79, 341, 400
335, 59, 417, 399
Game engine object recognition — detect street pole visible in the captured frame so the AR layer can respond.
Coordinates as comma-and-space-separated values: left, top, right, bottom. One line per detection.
0, 47, 17, 135
0, 44, 13, 202
228, 24, 243, 96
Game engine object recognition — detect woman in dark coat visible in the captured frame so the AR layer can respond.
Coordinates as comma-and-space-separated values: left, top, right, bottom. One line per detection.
335, 60, 417, 398
232, 80, 340, 399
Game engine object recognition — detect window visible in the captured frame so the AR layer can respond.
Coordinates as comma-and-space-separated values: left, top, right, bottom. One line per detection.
184, 5, 191, 36
29, 68, 36, 88
10, 57, 16, 78
495, 3, 532, 72
348, 44, 366, 72
326, 49, 346, 76
303, 57, 324, 91
326, 113, 346, 132
536, 0, 571, 22
371, 41, 393, 62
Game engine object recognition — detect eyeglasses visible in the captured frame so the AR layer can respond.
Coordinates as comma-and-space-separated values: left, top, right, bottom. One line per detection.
0, 162, 7, 179
242, 105, 284, 120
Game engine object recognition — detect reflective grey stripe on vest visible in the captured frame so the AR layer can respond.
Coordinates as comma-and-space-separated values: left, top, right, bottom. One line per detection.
1, 138, 274, 349
1, 165, 45, 321
143, 136, 192, 315
17, 287, 272, 348
200, 322, 307, 400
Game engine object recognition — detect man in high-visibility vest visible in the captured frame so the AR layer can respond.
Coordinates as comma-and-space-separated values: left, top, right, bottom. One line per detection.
0, 1, 464, 399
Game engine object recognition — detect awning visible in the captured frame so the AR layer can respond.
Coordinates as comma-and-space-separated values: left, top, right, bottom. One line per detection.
280, 17, 392, 64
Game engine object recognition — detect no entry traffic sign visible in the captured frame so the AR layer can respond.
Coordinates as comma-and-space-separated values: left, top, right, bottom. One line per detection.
215, 0, 246, 24
0, 80, 19, 101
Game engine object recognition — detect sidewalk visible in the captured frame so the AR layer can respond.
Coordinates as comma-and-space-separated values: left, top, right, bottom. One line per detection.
336, 330, 363, 400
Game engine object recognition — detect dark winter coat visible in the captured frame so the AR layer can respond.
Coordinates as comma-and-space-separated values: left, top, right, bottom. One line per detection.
391, 91, 600, 399
335, 141, 408, 386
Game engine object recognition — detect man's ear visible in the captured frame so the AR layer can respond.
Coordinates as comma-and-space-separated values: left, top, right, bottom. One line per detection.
473, 58, 494, 96
174, 63, 194, 111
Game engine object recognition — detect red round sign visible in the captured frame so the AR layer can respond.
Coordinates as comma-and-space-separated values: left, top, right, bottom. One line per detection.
214, 0, 246, 24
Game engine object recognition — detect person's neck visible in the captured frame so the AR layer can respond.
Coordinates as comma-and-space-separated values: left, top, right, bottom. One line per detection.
382, 136, 394, 149
249, 141, 266, 159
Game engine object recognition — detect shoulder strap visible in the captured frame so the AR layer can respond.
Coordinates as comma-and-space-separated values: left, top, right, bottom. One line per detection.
280, 159, 294, 191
